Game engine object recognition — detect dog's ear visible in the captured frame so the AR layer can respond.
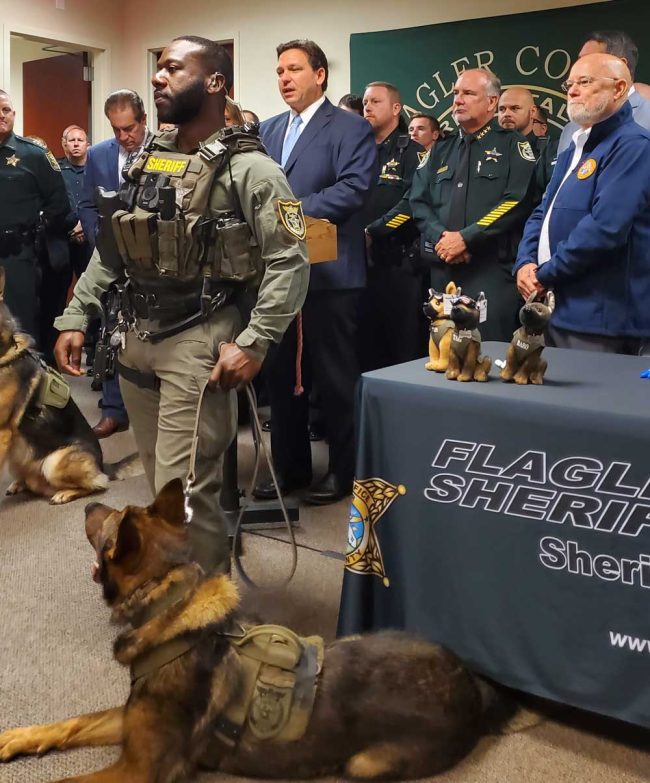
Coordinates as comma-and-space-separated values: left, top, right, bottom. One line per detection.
525, 291, 537, 306
109, 510, 142, 565
149, 478, 186, 527
446, 281, 457, 296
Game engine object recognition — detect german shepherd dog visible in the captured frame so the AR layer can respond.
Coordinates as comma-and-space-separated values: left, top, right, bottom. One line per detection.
0, 268, 108, 504
0, 479, 492, 782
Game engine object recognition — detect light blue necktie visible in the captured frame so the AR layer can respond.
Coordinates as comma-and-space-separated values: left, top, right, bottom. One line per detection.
281, 114, 303, 167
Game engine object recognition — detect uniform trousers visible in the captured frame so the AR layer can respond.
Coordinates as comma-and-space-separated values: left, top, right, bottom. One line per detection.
0, 248, 38, 339
430, 256, 520, 343
266, 288, 360, 487
359, 260, 428, 373
118, 305, 240, 574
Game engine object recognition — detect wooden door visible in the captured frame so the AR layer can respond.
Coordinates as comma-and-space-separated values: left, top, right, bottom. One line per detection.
23, 53, 90, 154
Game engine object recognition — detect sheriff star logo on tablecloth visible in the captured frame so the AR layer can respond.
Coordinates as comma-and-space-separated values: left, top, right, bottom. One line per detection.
6, 154, 19, 167
345, 477, 406, 586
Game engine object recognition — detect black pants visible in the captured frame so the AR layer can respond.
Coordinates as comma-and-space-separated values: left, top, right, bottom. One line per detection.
430, 257, 520, 343
1, 249, 38, 340
266, 289, 360, 486
359, 262, 428, 373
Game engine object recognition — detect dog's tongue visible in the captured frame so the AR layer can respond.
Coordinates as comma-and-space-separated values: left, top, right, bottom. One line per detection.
91, 561, 100, 583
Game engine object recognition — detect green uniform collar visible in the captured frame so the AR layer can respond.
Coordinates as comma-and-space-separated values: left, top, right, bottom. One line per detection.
0, 132, 17, 152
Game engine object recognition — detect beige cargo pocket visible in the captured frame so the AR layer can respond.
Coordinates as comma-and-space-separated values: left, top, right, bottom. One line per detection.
157, 217, 185, 276
217, 222, 257, 282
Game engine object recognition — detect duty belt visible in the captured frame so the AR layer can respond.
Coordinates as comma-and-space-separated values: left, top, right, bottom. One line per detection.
123, 281, 236, 344
0, 226, 36, 257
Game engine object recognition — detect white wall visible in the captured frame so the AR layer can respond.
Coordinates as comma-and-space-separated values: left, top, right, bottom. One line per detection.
1, 0, 123, 140
2, 0, 609, 137
121, 0, 609, 122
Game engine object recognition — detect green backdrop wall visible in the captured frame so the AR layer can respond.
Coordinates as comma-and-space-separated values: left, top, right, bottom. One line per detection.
350, 0, 648, 135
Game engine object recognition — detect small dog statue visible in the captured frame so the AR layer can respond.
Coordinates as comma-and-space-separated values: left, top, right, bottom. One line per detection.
446, 291, 492, 382
501, 291, 555, 385
423, 281, 457, 372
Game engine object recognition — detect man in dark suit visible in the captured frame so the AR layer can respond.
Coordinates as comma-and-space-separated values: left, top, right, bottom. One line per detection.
256, 39, 377, 505
78, 89, 149, 438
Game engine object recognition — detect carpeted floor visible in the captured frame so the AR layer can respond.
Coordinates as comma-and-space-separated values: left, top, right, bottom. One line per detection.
1, 373, 649, 782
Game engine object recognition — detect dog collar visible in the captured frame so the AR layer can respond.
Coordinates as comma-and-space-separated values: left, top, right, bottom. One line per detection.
0, 333, 33, 367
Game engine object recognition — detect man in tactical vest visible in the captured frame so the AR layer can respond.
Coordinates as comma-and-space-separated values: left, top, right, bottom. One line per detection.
54, 36, 310, 575
361, 81, 426, 371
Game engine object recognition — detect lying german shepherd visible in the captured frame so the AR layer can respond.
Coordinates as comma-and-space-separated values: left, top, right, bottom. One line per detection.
0, 268, 108, 504
0, 479, 491, 781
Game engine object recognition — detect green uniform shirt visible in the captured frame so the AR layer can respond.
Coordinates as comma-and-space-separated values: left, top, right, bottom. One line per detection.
365, 127, 422, 246
0, 132, 70, 232
55, 129, 310, 360
409, 121, 536, 258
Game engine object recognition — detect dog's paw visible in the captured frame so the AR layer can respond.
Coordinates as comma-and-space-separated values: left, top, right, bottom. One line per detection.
50, 490, 80, 505
5, 480, 26, 496
0, 727, 48, 761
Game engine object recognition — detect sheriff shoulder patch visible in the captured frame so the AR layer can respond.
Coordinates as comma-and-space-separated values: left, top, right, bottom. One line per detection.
46, 151, 61, 171
417, 150, 430, 169
277, 199, 306, 240
517, 141, 536, 162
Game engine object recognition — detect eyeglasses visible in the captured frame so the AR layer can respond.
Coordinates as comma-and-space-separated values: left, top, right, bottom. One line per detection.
532, 119, 547, 126
561, 76, 618, 92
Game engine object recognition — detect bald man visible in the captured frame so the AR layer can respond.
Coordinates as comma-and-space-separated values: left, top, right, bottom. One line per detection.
498, 87, 538, 150
558, 30, 650, 154
514, 53, 650, 355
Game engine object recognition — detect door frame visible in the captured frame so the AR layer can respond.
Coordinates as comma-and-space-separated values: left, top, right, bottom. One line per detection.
2, 22, 111, 141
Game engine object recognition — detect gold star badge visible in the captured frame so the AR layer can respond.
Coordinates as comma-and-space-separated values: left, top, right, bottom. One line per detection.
6, 154, 19, 167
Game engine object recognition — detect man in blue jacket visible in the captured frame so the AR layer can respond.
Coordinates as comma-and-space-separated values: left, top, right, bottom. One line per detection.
256, 39, 377, 505
557, 31, 650, 155
514, 53, 650, 355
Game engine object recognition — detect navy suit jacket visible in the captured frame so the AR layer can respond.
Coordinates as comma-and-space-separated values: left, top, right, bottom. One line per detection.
78, 138, 119, 249
260, 97, 377, 290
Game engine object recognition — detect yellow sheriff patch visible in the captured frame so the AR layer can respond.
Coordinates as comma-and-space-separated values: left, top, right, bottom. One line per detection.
277, 199, 306, 240
144, 156, 189, 176
46, 151, 61, 171
577, 158, 597, 180
517, 141, 536, 162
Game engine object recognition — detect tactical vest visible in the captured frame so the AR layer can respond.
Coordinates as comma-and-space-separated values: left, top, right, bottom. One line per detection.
97, 129, 264, 286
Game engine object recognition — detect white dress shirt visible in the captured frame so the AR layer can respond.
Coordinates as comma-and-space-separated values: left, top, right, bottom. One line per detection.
283, 95, 327, 144
538, 126, 591, 265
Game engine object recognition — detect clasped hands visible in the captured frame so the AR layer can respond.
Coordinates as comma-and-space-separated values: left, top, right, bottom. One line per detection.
516, 262, 546, 299
435, 231, 471, 264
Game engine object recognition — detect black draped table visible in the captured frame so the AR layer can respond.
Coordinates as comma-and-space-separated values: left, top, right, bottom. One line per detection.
338, 342, 650, 727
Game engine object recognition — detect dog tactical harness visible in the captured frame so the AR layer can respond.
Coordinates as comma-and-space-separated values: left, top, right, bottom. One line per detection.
0, 334, 70, 427
216, 625, 324, 746
511, 327, 545, 363
430, 319, 455, 349
130, 617, 324, 750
